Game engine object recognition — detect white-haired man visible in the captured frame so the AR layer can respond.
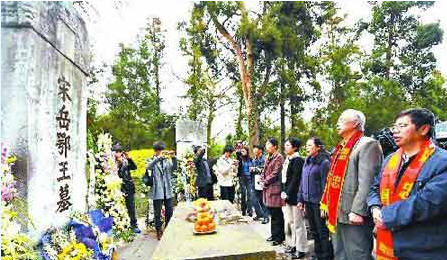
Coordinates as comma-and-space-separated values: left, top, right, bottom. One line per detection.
320, 109, 383, 260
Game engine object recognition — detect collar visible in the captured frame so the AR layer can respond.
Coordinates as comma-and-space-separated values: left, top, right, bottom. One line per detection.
287, 152, 300, 160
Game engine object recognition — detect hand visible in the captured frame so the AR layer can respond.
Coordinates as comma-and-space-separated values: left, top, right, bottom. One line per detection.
124, 152, 130, 159
280, 192, 288, 200
371, 207, 382, 224
249, 167, 255, 172
297, 202, 305, 212
372, 207, 386, 229
348, 212, 365, 225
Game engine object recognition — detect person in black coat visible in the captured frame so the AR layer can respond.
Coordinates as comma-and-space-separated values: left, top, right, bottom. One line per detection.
193, 145, 213, 200
281, 137, 307, 259
112, 143, 140, 233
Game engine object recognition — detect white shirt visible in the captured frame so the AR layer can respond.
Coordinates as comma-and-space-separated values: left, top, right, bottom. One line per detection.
213, 155, 237, 187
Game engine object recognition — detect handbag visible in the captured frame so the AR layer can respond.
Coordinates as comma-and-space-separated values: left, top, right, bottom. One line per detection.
142, 168, 153, 187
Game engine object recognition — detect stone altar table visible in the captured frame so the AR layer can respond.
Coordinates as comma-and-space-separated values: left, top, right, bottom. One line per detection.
151, 200, 275, 260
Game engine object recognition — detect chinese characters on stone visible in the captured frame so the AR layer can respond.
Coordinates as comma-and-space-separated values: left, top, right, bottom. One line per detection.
55, 75, 72, 213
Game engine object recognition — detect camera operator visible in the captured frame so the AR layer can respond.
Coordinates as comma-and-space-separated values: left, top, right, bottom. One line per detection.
193, 145, 213, 200
112, 143, 140, 234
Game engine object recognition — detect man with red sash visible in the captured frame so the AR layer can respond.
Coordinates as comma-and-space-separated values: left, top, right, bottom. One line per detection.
321, 109, 383, 260
368, 108, 447, 260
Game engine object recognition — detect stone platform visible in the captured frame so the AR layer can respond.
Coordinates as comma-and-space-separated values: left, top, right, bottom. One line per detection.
151, 200, 276, 260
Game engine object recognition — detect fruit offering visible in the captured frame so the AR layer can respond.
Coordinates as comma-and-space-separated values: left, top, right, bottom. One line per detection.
192, 198, 216, 234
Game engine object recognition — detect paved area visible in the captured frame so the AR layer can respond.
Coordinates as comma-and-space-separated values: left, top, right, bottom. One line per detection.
117, 217, 316, 259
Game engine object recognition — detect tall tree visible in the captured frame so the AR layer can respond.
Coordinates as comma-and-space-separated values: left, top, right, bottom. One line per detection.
179, 10, 235, 145
185, 2, 323, 149
363, 1, 447, 120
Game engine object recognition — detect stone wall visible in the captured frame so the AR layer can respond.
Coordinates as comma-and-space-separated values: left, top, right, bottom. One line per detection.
175, 119, 207, 159
1, 1, 89, 237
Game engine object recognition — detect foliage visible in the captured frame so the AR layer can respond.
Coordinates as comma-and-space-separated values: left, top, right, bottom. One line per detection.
86, 133, 134, 242
175, 152, 197, 202
128, 149, 154, 179
88, 19, 176, 150
1, 143, 40, 260
207, 142, 224, 159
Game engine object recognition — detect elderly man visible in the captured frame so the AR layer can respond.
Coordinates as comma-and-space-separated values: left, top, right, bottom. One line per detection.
320, 109, 383, 260
368, 108, 447, 260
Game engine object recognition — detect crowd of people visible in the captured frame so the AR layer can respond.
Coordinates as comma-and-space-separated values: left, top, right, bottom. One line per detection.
112, 107, 447, 260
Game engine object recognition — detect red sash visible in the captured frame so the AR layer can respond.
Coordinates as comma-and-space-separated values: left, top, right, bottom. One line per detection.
320, 131, 363, 233
376, 140, 435, 260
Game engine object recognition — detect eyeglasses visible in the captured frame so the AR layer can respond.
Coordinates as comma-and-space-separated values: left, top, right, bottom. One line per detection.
390, 123, 409, 131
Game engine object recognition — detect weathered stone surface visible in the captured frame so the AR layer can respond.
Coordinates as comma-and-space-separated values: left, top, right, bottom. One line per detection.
151, 200, 276, 260
176, 119, 207, 159
1, 1, 89, 237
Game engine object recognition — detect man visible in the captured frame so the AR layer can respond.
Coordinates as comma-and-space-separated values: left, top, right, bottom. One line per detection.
320, 109, 383, 260
368, 108, 447, 260
146, 141, 177, 240
193, 145, 213, 200
112, 143, 140, 233
252, 145, 267, 217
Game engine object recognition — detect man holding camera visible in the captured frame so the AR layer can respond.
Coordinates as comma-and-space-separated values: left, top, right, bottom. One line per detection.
194, 145, 214, 200
112, 143, 140, 234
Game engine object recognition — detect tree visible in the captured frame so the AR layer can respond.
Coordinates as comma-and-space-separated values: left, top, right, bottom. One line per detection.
179, 12, 235, 146
185, 2, 324, 150
362, 1, 447, 121
104, 20, 175, 149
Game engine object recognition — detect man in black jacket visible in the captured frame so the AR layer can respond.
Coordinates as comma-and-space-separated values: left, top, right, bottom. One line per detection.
193, 145, 213, 200
112, 144, 140, 233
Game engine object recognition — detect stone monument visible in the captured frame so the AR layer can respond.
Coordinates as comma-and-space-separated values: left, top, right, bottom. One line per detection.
1, 2, 89, 237
175, 119, 207, 159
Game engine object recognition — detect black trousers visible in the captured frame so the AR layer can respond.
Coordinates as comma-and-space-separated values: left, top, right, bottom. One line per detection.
305, 202, 333, 260
198, 184, 214, 200
220, 186, 235, 203
124, 191, 137, 228
268, 206, 285, 242
153, 198, 173, 231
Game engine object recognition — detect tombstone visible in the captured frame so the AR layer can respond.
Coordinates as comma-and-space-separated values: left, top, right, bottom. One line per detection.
175, 119, 207, 159
1, 2, 89, 237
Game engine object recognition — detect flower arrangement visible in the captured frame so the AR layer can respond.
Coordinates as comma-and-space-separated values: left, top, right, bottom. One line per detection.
86, 133, 133, 242
39, 210, 115, 260
1, 143, 40, 260
175, 151, 197, 202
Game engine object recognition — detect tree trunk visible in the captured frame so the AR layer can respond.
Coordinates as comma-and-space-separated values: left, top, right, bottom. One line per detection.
280, 82, 286, 154
206, 101, 215, 147
210, 10, 259, 150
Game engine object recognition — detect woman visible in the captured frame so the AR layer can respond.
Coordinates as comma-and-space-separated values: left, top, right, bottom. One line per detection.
146, 141, 177, 240
281, 137, 307, 259
263, 137, 285, 246
298, 137, 333, 260
213, 145, 238, 203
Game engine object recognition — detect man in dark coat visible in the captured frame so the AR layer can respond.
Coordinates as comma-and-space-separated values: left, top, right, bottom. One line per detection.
112, 143, 140, 233
368, 108, 447, 260
193, 145, 213, 200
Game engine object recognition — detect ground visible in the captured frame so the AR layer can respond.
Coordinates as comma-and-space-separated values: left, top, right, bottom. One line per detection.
117, 217, 315, 260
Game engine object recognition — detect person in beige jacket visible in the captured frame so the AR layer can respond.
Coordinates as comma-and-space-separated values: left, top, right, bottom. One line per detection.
213, 145, 238, 203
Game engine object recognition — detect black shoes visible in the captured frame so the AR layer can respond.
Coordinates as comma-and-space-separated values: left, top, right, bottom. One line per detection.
261, 217, 269, 224
285, 246, 296, 254
266, 236, 273, 242
291, 252, 306, 259
272, 241, 282, 246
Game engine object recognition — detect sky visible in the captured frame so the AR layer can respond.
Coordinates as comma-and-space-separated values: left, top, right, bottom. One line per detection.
85, 1, 447, 141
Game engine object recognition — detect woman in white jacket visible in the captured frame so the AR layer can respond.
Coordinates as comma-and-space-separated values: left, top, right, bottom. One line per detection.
213, 145, 238, 203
